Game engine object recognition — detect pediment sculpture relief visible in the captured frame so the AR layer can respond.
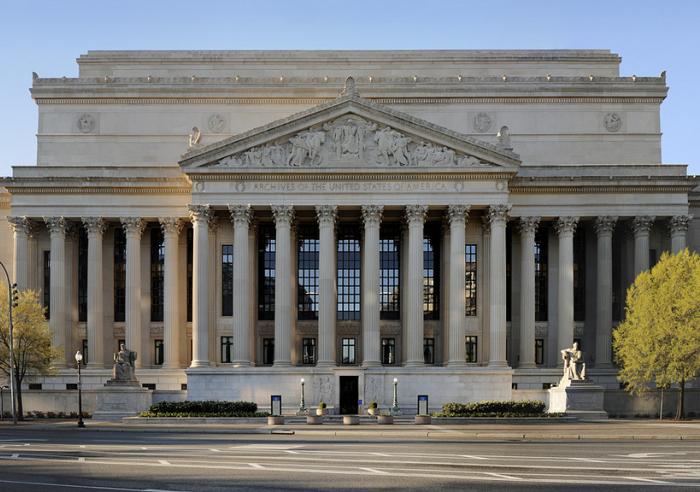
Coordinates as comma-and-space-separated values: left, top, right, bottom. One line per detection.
216, 116, 486, 168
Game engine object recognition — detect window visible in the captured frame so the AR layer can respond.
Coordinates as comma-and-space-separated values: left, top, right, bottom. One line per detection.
534, 229, 548, 322
612, 233, 622, 322
150, 227, 165, 322
465, 244, 477, 316
506, 227, 512, 322
337, 226, 361, 321
186, 228, 193, 322
574, 230, 586, 321
297, 225, 319, 320
258, 225, 275, 320
649, 249, 658, 268
380, 224, 400, 319
466, 336, 478, 363
154, 339, 164, 366
81, 339, 88, 365
43, 250, 50, 318
302, 338, 316, 365
114, 227, 126, 322
221, 336, 233, 363
78, 227, 88, 322
423, 337, 435, 364
263, 338, 275, 365
222, 244, 233, 316
423, 227, 440, 320
535, 338, 544, 365
341, 338, 356, 365
381, 338, 395, 365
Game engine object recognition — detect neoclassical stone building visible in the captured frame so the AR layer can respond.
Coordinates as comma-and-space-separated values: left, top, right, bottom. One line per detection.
0, 50, 698, 414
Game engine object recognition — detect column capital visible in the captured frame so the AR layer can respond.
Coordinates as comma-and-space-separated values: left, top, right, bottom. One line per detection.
594, 216, 618, 236
632, 215, 655, 235
669, 214, 692, 234
517, 216, 540, 235
447, 204, 470, 225
44, 216, 66, 234
188, 204, 213, 226
228, 204, 253, 226
271, 204, 295, 225
554, 216, 579, 236
404, 204, 428, 225
82, 217, 108, 235
159, 217, 184, 235
315, 205, 337, 225
8, 216, 31, 235
361, 205, 383, 226
487, 204, 511, 225
120, 217, 146, 236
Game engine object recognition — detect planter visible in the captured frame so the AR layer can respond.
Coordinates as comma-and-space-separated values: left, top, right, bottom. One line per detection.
307, 415, 324, 425
267, 416, 285, 426
377, 415, 394, 425
367, 407, 377, 416
343, 415, 360, 425
414, 415, 432, 425
316, 408, 326, 416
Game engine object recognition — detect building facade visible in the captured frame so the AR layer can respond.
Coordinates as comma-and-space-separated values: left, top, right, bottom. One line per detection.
1, 50, 698, 414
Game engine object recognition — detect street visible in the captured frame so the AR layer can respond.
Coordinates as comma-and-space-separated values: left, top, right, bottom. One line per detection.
0, 425, 699, 491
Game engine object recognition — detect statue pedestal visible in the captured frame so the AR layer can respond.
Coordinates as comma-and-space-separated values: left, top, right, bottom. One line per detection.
93, 384, 152, 421
548, 379, 607, 420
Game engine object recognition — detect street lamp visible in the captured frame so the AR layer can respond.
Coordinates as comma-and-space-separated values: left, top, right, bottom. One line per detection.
391, 377, 401, 415
297, 377, 307, 415
74, 351, 85, 428
0, 261, 17, 425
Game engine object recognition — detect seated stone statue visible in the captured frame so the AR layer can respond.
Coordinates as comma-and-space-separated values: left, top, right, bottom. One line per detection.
561, 342, 586, 381
112, 343, 137, 382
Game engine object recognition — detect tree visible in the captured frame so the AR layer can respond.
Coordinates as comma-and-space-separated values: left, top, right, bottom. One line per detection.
613, 249, 700, 419
0, 286, 60, 419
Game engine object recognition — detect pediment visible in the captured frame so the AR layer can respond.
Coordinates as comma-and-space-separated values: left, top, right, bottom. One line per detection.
180, 88, 520, 171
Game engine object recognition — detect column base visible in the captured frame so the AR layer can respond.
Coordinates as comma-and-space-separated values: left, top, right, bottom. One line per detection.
362, 360, 381, 368
161, 363, 185, 370
273, 361, 291, 367
487, 360, 509, 368
85, 362, 105, 370
518, 362, 537, 369
189, 360, 210, 368
403, 361, 425, 368
232, 361, 252, 368
315, 360, 336, 368
446, 361, 467, 368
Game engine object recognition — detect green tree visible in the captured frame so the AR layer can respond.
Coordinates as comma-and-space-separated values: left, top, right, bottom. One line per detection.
0, 287, 59, 419
613, 249, 700, 419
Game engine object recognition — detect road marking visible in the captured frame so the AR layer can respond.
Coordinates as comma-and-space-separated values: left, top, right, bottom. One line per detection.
248, 463, 264, 469
484, 472, 522, 481
371, 452, 390, 457
158, 460, 170, 465
619, 452, 687, 459
10, 453, 19, 459
626, 476, 674, 485
0, 439, 47, 442
284, 450, 298, 454
78, 457, 86, 462
79, 445, 87, 449
0, 478, 188, 491
209, 448, 221, 452
359, 467, 389, 475
460, 454, 488, 460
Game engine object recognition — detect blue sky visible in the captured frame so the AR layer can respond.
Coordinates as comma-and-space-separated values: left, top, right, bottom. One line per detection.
1, 0, 698, 175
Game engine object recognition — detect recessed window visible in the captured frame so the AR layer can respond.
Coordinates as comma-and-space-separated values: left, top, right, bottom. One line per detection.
465, 244, 477, 316
114, 227, 126, 322
381, 338, 395, 365
154, 339, 164, 366
81, 339, 88, 366
263, 338, 275, 365
302, 338, 316, 365
574, 230, 586, 321
423, 227, 440, 320
423, 337, 435, 364
258, 225, 275, 320
341, 338, 356, 365
380, 224, 400, 320
186, 228, 193, 322
535, 230, 548, 322
150, 227, 165, 322
78, 227, 88, 322
297, 225, 319, 320
221, 336, 233, 363
222, 244, 233, 316
466, 336, 478, 363
337, 226, 361, 321
43, 250, 50, 319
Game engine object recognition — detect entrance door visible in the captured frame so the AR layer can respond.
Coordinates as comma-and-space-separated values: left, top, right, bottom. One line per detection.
339, 376, 359, 414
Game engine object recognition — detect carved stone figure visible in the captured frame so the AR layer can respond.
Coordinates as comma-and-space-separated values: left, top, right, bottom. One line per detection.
323, 117, 376, 159
288, 130, 325, 166
375, 127, 411, 166
561, 342, 586, 381
188, 126, 202, 148
496, 125, 512, 150
604, 112, 622, 132
112, 343, 138, 382
77, 113, 96, 133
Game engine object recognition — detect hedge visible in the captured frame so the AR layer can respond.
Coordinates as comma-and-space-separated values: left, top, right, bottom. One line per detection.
141, 400, 264, 417
440, 400, 546, 417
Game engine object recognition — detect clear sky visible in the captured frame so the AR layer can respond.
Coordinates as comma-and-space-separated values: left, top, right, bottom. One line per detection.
1, 0, 698, 176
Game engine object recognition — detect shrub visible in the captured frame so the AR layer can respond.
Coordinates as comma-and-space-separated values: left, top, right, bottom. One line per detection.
368, 401, 378, 409
440, 400, 546, 417
318, 401, 327, 409
142, 400, 259, 417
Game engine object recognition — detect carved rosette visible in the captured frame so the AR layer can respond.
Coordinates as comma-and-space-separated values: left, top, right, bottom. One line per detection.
315, 205, 337, 226
44, 216, 66, 235
517, 216, 540, 235
487, 204, 511, 226
159, 217, 184, 236
554, 216, 579, 236
228, 204, 253, 226
120, 217, 146, 237
446, 204, 470, 225
669, 215, 692, 234
187, 205, 213, 227
8, 216, 31, 235
632, 216, 655, 235
82, 217, 107, 236
404, 205, 428, 225
361, 205, 383, 227
271, 205, 295, 225
594, 216, 618, 236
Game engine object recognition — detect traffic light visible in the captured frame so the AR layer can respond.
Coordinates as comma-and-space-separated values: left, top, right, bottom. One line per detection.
11, 283, 19, 308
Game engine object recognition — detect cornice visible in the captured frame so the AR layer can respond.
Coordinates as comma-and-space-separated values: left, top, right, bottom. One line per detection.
4, 186, 191, 195
189, 171, 516, 182
510, 184, 694, 194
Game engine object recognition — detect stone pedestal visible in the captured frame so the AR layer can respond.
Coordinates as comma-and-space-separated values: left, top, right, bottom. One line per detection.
93, 385, 152, 421
548, 379, 607, 419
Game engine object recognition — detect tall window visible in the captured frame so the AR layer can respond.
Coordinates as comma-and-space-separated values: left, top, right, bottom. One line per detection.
574, 229, 586, 321
297, 225, 319, 320
78, 227, 88, 322
258, 225, 275, 320
423, 337, 435, 364
222, 244, 233, 316
465, 244, 477, 316
341, 338, 356, 365
221, 336, 233, 363
535, 338, 544, 365
81, 339, 88, 365
186, 228, 193, 322
150, 227, 165, 322
302, 338, 316, 365
380, 224, 400, 320
381, 338, 395, 365
534, 229, 548, 322
154, 339, 164, 365
612, 234, 622, 322
262, 338, 275, 365
466, 335, 478, 363
337, 226, 361, 320
114, 227, 126, 322
423, 227, 440, 320
43, 250, 50, 318
506, 227, 512, 322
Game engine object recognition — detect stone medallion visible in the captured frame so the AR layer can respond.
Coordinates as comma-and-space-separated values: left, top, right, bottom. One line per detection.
473, 112, 493, 133
77, 113, 96, 133
603, 112, 622, 132
207, 113, 226, 133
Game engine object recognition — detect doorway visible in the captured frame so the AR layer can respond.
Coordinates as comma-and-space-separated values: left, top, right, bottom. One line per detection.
339, 376, 359, 414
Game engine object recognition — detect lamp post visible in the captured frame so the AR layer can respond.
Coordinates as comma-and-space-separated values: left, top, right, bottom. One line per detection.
391, 377, 401, 415
297, 377, 307, 415
74, 351, 85, 428
0, 261, 17, 425
0, 385, 8, 420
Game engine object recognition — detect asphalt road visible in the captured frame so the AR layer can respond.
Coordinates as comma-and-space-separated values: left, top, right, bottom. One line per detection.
0, 427, 699, 491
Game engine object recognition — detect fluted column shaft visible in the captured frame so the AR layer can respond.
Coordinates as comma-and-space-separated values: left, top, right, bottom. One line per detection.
488, 205, 510, 367
160, 218, 182, 368
518, 217, 540, 368
316, 205, 337, 367
45, 217, 67, 365
188, 206, 212, 368
8, 217, 30, 290
633, 216, 654, 276
555, 216, 579, 364
447, 205, 469, 366
595, 216, 616, 368
83, 218, 106, 368
361, 206, 383, 367
404, 205, 428, 366
120, 217, 145, 368
670, 215, 691, 254
272, 205, 294, 367
229, 205, 253, 366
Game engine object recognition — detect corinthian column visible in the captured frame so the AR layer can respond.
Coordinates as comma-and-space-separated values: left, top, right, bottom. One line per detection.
316, 205, 337, 367
518, 216, 540, 368
8, 217, 30, 290
159, 218, 183, 368
187, 206, 212, 368
669, 215, 692, 254
45, 217, 67, 365
404, 205, 428, 367
120, 217, 145, 368
555, 216, 579, 363
633, 216, 654, 276
446, 205, 469, 366
82, 217, 107, 368
361, 205, 383, 367
487, 205, 510, 367
228, 205, 253, 366
594, 216, 616, 368
272, 205, 294, 367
